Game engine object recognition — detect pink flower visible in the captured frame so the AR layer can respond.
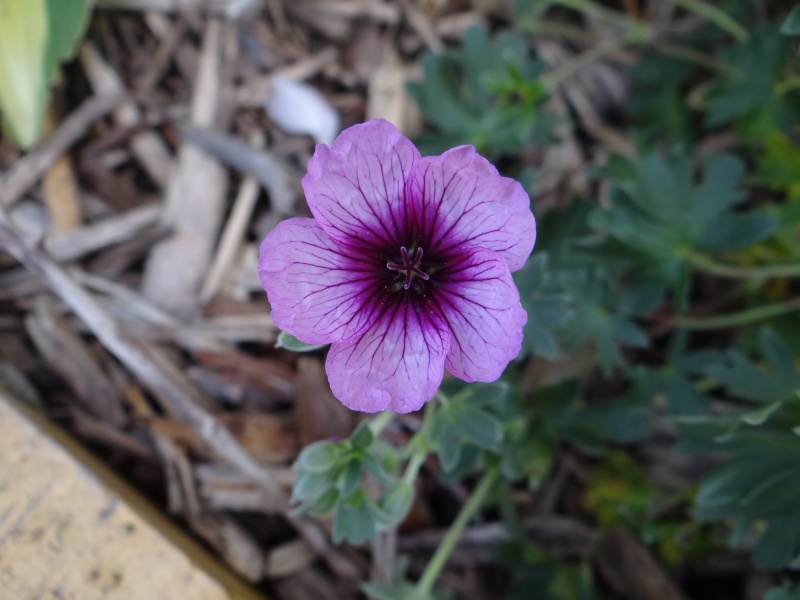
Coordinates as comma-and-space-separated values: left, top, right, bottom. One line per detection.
259, 120, 536, 413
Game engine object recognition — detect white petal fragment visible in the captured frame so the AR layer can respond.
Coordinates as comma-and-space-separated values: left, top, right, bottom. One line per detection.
265, 74, 340, 146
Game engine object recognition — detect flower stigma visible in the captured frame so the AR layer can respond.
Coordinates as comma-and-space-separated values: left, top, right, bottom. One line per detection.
386, 246, 430, 290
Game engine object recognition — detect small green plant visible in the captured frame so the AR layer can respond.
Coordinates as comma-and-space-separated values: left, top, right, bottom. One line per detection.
408, 25, 554, 158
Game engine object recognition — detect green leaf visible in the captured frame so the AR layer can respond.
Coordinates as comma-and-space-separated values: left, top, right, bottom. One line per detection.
295, 440, 338, 473
514, 253, 573, 360
782, 4, 800, 35
44, 0, 90, 83
628, 50, 696, 147
431, 422, 461, 472
591, 152, 774, 290
705, 329, 800, 403
337, 457, 363, 499
292, 470, 335, 504
0, 0, 48, 147
310, 488, 340, 516
408, 25, 552, 158
453, 381, 515, 413
376, 481, 414, 529
754, 517, 800, 569
557, 270, 652, 372
741, 400, 784, 426
332, 489, 376, 545
704, 26, 797, 138
362, 452, 392, 486
363, 582, 438, 600
350, 421, 374, 451
766, 585, 800, 600
755, 132, 800, 197
445, 402, 504, 450
276, 331, 327, 352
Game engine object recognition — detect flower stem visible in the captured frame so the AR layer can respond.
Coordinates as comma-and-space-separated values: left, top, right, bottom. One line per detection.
542, 34, 638, 90
370, 411, 395, 437
403, 449, 427, 487
415, 466, 499, 595
685, 249, 800, 280
670, 0, 749, 42
555, 0, 643, 32
675, 297, 800, 330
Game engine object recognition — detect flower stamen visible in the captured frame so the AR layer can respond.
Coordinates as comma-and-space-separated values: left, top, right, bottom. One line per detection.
387, 246, 430, 290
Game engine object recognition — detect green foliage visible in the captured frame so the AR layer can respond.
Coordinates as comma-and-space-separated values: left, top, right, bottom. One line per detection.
782, 4, 800, 35
704, 26, 799, 138
555, 270, 655, 372
44, 0, 91, 83
628, 52, 696, 148
363, 581, 447, 600
0, 0, 91, 147
676, 330, 800, 570
323, 0, 800, 592
627, 334, 716, 415
590, 152, 774, 288
501, 541, 598, 600
756, 132, 800, 199
429, 381, 512, 474
514, 253, 572, 360
767, 584, 800, 600
292, 422, 411, 545
408, 25, 554, 157
0, 0, 48, 147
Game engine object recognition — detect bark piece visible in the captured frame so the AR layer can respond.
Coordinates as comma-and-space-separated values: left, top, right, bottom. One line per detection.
44, 203, 162, 262
80, 42, 175, 188
42, 152, 82, 232
0, 95, 123, 209
0, 211, 357, 581
26, 296, 127, 427
215, 412, 298, 463
140, 19, 229, 319
594, 527, 687, 600
294, 356, 357, 447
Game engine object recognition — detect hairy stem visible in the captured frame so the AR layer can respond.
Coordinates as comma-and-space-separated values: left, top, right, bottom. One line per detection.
415, 466, 499, 595
542, 34, 638, 90
675, 297, 800, 330
370, 411, 395, 437
671, 0, 749, 42
686, 249, 800, 280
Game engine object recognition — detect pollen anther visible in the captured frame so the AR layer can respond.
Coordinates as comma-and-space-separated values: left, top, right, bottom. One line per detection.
387, 246, 430, 290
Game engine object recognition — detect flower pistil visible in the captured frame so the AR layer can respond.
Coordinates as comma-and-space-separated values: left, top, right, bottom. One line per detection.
386, 246, 430, 290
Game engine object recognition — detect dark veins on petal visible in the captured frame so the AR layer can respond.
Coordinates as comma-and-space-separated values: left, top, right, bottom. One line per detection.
333, 206, 469, 331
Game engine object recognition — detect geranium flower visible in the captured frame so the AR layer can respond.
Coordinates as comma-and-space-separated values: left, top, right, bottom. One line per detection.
259, 119, 536, 413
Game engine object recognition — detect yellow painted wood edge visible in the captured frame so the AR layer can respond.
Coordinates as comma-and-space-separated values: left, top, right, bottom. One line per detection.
1, 390, 271, 600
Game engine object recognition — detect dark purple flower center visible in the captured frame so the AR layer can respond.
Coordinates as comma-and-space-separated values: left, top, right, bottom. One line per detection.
386, 246, 430, 290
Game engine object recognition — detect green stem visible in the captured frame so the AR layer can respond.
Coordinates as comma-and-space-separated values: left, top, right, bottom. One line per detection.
415, 467, 499, 595
685, 249, 800, 280
403, 449, 427, 487
671, 0, 749, 42
517, 18, 599, 44
403, 398, 440, 484
653, 42, 742, 77
555, 0, 644, 33
542, 34, 638, 90
370, 411, 394, 437
675, 297, 800, 330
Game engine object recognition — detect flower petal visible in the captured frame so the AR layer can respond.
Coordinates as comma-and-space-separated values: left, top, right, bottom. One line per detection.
406, 146, 536, 272
302, 119, 421, 250
435, 247, 527, 382
259, 218, 380, 344
325, 303, 450, 413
